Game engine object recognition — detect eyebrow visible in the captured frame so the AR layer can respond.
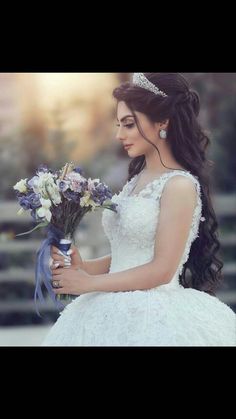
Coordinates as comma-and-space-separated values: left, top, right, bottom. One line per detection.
117, 115, 135, 123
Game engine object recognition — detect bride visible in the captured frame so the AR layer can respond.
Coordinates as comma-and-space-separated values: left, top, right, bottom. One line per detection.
42, 73, 236, 346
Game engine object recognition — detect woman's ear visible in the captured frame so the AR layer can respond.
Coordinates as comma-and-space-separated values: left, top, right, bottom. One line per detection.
154, 119, 169, 135
160, 119, 169, 130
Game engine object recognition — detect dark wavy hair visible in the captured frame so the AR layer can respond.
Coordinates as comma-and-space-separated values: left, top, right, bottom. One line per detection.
113, 73, 224, 296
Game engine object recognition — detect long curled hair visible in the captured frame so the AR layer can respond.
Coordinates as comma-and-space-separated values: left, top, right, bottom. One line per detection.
113, 73, 223, 295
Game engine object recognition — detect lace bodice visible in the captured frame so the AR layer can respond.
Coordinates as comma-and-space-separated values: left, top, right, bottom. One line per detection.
102, 170, 205, 288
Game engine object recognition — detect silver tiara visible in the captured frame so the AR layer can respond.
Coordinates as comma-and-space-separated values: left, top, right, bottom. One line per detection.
132, 73, 168, 98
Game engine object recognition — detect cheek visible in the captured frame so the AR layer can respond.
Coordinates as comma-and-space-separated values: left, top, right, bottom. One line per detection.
131, 129, 146, 145
133, 137, 149, 150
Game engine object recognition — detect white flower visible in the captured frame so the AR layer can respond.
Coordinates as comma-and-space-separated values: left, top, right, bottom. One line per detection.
37, 198, 52, 222
66, 172, 84, 182
27, 176, 40, 192
13, 178, 28, 193
80, 191, 91, 207
46, 183, 61, 205
80, 191, 99, 210
87, 177, 100, 193
30, 173, 61, 205
65, 172, 86, 193
39, 198, 51, 208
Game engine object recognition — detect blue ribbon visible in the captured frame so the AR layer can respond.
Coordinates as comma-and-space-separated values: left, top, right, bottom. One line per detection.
34, 224, 71, 317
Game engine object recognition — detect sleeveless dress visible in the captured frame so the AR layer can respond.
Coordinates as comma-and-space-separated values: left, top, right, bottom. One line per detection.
42, 170, 236, 346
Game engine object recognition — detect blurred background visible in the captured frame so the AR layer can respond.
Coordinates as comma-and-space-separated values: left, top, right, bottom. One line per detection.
0, 73, 235, 346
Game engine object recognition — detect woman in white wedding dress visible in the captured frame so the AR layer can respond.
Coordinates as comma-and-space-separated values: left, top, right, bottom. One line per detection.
42, 73, 236, 346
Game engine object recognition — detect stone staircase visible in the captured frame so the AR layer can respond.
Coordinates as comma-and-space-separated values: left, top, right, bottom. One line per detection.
213, 194, 236, 311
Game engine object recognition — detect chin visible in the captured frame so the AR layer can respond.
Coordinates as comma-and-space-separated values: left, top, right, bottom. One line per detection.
128, 150, 141, 158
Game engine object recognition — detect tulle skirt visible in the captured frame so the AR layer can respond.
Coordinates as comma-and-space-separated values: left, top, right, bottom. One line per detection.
42, 285, 236, 346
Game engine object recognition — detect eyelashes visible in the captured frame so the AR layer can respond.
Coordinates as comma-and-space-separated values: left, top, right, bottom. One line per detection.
116, 123, 135, 129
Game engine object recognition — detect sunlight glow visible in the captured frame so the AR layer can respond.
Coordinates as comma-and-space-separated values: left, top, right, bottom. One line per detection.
36, 73, 116, 109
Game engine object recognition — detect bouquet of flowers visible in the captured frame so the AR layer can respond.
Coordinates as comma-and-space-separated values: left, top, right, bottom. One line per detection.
13, 162, 118, 315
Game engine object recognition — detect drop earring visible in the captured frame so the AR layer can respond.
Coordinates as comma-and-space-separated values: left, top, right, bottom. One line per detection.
160, 129, 167, 139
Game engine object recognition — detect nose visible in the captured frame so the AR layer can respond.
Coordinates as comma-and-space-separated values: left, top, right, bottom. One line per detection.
116, 126, 126, 142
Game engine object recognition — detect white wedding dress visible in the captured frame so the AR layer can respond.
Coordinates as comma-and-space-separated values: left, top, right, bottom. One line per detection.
42, 170, 236, 346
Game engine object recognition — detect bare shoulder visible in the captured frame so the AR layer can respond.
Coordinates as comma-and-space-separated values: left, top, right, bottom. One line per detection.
161, 174, 198, 207
165, 173, 196, 187
164, 174, 197, 192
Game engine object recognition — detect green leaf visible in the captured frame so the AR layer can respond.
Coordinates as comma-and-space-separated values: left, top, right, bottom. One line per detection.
15, 221, 49, 237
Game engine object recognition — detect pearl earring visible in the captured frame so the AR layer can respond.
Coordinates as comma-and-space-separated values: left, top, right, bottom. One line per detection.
160, 129, 167, 139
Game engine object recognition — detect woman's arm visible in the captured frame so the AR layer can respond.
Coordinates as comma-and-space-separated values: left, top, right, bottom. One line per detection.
89, 261, 169, 292
52, 260, 170, 296
82, 254, 112, 276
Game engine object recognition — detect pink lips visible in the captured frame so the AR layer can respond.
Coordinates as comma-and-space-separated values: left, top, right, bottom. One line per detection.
124, 145, 133, 149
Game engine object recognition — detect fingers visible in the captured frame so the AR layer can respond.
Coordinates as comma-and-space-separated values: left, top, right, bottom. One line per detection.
54, 249, 73, 257
52, 254, 71, 265
50, 246, 72, 269
51, 254, 63, 262
50, 258, 71, 269
52, 268, 64, 276
51, 274, 64, 294
51, 246, 73, 257
51, 245, 59, 256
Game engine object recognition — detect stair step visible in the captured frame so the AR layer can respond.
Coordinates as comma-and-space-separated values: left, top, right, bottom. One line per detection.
220, 233, 236, 245
0, 299, 59, 313
0, 240, 42, 252
216, 291, 236, 305
0, 269, 35, 283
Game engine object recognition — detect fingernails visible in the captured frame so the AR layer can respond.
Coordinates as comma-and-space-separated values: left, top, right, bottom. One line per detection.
54, 262, 60, 268
57, 250, 64, 256
57, 249, 72, 257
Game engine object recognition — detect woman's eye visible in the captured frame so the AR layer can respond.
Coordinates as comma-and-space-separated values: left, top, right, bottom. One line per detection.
124, 124, 134, 129
116, 123, 135, 129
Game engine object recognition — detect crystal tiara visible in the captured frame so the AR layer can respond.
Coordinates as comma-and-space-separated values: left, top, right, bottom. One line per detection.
132, 73, 168, 98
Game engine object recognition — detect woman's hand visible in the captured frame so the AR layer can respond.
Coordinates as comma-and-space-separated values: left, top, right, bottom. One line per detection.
51, 266, 93, 295
50, 244, 84, 270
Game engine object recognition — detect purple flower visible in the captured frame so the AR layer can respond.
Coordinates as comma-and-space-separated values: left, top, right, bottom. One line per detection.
63, 190, 81, 203
37, 164, 50, 174
30, 209, 42, 221
19, 193, 41, 210
58, 180, 69, 192
73, 166, 85, 176
15, 190, 26, 198
18, 196, 32, 210
28, 193, 41, 209
91, 184, 112, 205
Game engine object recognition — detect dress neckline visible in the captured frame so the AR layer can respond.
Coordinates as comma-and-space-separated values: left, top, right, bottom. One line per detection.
127, 169, 191, 198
